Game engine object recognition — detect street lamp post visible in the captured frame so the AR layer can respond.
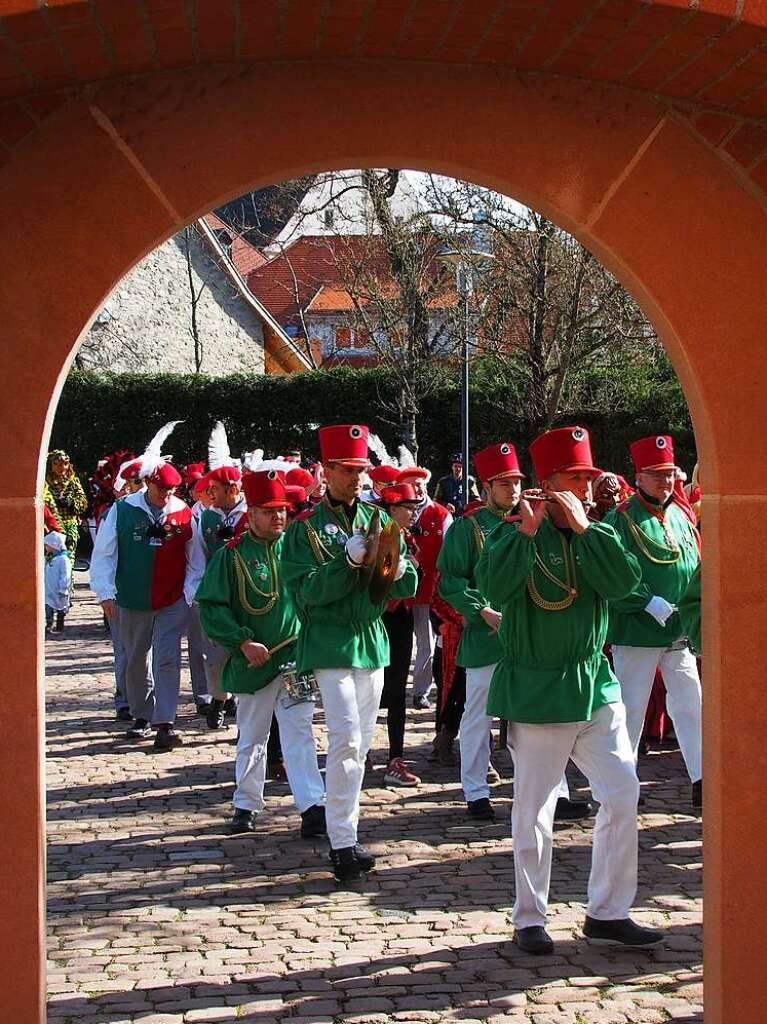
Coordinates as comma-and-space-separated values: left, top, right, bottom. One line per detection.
440, 242, 494, 510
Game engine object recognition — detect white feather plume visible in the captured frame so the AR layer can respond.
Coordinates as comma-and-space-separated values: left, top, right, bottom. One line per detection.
208, 421, 241, 471
138, 420, 183, 479
252, 457, 296, 476
368, 433, 398, 467
397, 444, 416, 469
241, 449, 264, 471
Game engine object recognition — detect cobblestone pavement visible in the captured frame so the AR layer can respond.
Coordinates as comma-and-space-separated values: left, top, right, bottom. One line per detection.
46, 581, 703, 1024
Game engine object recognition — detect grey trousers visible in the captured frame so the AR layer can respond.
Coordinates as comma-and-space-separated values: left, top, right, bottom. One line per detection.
116, 598, 190, 725
411, 603, 436, 698
187, 604, 211, 704
109, 613, 133, 711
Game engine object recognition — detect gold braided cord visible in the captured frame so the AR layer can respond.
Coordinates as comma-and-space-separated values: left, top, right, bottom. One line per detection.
305, 520, 333, 563
471, 516, 485, 554
527, 533, 578, 612
621, 511, 680, 565
232, 543, 279, 616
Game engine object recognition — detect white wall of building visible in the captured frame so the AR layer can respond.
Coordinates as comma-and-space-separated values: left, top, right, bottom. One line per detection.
78, 229, 265, 375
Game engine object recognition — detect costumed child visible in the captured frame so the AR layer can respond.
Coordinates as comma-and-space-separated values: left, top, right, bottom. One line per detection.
44, 531, 72, 637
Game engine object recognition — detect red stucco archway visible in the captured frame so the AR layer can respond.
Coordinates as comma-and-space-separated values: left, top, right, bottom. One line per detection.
2, 3, 767, 1022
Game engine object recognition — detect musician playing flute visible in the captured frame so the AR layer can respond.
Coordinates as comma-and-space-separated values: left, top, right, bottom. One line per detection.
195, 470, 326, 838
605, 435, 702, 810
281, 424, 418, 883
477, 426, 665, 955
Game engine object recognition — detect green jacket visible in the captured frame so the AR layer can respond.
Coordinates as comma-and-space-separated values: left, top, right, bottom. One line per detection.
196, 531, 298, 694
678, 565, 702, 656
280, 497, 418, 673
605, 495, 699, 648
436, 505, 508, 668
476, 518, 641, 724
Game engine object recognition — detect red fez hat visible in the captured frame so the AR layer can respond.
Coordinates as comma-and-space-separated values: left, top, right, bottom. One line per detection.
369, 464, 401, 486
397, 465, 431, 484
474, 442, 524, 483
285, 484, 308, 512
119, 458, 144, 482
529, 426, 597, 481
286, 466, 315, 490
242, 469, 288, 508
630, 435, 678, 473
206, 465, 242, 485
380, 482, 418, 506
148, 463, 182, 487
319, 424, 370, 466
184, 461, 206, 484
192, 472, 211, 496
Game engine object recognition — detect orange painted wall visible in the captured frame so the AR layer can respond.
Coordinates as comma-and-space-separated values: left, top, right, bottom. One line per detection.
1, 57, 766, 1024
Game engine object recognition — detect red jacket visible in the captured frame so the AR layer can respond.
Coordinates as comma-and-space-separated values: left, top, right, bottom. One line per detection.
413, 501, 452, 604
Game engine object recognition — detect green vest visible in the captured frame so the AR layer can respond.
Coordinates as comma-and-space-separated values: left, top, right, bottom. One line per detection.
114, 496, 192, 611
196, 531, 299, 694
280, 497, 418, 673
436, 505, 508, 668
199, 502, 247, 558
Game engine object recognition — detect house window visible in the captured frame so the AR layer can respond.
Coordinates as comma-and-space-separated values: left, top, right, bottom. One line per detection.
335, 326, 353, 349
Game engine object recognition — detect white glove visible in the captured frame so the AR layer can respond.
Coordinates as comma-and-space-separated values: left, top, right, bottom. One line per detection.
645, 595, 675, 626
345, 529, 368, 567
393, 556, 408, 581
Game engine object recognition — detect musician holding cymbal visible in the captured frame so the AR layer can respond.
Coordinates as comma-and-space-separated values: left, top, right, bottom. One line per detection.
476, 426, 665, 955
281, 424, 418, 882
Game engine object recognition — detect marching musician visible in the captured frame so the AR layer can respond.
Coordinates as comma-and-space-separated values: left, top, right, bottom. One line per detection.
281, 424, 418, 882
477, 425, 663, 955
195, 470, 326, 838
605, 435, 702, 809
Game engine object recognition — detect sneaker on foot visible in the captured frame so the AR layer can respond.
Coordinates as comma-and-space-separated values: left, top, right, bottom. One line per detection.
352, 844, 376, 871
115, 707, 133, 722
583, 916, 665, 948
206, 699, 226, 730
330, 847, 363, 882
153, 725, 183, 752
224, 696, 237, 717
383, 757, 420, 787
467, 797, 495, 821
231, 807, 257, 833
514, 925, 554, 955
126, 718, 151, 739
412, 694, 431, 710
554, 796, 595, 821
300, 804, 327, 838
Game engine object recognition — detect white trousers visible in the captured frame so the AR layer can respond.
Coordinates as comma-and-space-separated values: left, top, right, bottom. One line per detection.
509, 701, 639, 929
460, 664, 496, 802
314, 667, 385, 849
412, 604, 436, 698
234, 676, 324, 814
612, 644, 702, 783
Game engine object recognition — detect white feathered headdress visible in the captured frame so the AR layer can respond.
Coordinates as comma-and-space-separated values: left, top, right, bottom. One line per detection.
133, 420, 184, 483
241, 448, 265, 472
208, 421, 241, 472
368, 433, 398, 467
396, 444, 431, 483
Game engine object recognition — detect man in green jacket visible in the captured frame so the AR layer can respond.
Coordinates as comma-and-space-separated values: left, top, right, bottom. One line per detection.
436, 441, 524, 820
196, 470, 325, 838
478, 426, 663, 956
605, 435, 702, 809
281, 424, 418, 882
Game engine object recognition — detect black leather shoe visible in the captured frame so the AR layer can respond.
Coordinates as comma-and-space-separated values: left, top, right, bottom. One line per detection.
126, 718, 151, 739
195, 701, 211, 717
467, 797, 495, 821
206, 699, 226, 730
352, 844, 376, 871
583, 916, 665, 948
300, 804, 327, 838
514, 926, 554, 955
412, 694, 431, 710
330, 847, 363, 882
691, 779, 702, 811
224, 696, 238, 717
115, 708, 133, 722
231, 808, 256, 833
153, 725, 183, 751
554, 796, 596, 821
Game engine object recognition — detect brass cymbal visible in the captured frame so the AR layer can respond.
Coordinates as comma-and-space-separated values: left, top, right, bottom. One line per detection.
369, 518, 401, 604
358, 506, 382, 588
